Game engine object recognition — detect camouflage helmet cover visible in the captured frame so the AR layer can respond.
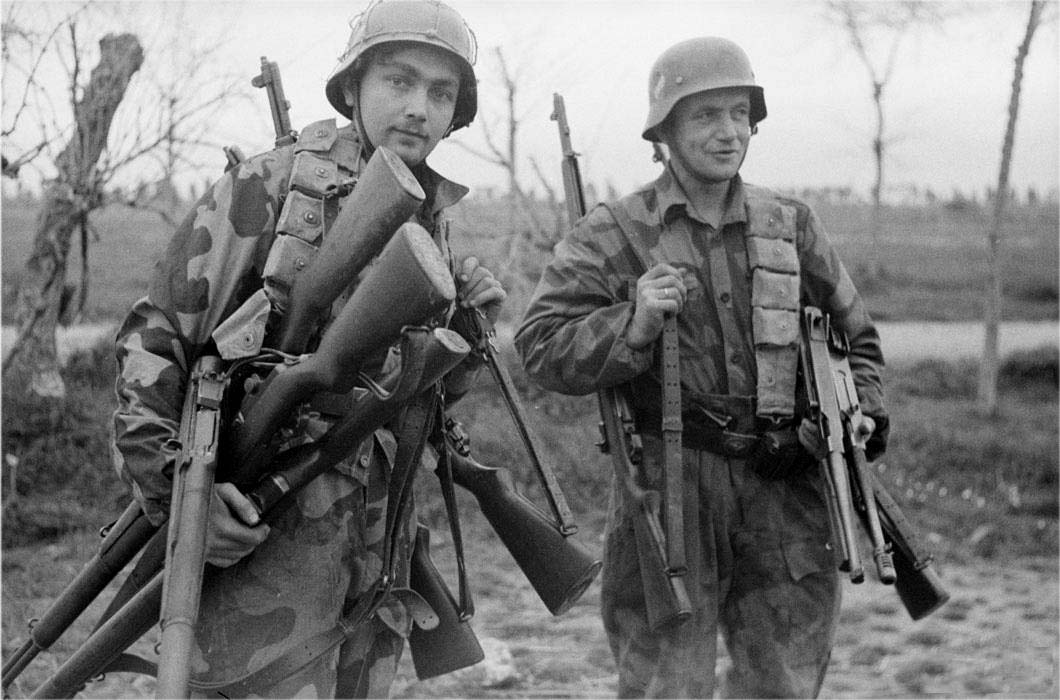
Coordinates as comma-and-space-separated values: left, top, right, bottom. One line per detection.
326, 0, 478, 131
642, 36, 766, 142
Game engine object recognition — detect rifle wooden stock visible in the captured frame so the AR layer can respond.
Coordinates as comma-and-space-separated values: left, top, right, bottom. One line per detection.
865, 469, 950, 620
444, 447, 602, 616
244, 328, 469, 513
227, 222, 455, 482
156, 355, 225, 698
2, 503, 157, 692
408, 524, 485, 679
451, 307, 578, 534
600, 387, 692, 631
279, 146, 425, 354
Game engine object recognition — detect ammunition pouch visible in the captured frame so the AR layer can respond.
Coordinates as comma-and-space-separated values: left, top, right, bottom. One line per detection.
746, 427, 816, 480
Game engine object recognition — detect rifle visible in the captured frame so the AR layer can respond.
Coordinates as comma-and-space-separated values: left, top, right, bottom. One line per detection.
27, 322, 469, 700
438, 415, 602, 615
154, 354, 225, 697
251, 56, 296, 148
800, 306, 950, 619
551, 93, 691, 630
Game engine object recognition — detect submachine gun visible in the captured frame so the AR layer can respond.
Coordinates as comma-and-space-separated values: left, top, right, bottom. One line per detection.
552, 94, 692, 632
800, 306, 950, 620
3, 61, 600, 699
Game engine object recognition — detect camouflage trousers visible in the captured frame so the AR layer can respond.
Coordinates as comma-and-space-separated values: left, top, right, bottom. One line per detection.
601, 434, 840, 698
187, 431, 416, 698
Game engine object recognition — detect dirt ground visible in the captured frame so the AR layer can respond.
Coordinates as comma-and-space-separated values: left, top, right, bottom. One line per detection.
3, 515, 1057, 699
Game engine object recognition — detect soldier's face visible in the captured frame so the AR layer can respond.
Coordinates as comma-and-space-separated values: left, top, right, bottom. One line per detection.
350, 44, 461, 166
663, 87, 752, 185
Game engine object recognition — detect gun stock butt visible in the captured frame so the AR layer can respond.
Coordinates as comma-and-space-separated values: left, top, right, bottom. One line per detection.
867, 468, 950, 619
408, 525, 485, 679
892, 546, 950, 621
448, 452, 601, 615
635, 492, 693, 631
280, 146, 425, 353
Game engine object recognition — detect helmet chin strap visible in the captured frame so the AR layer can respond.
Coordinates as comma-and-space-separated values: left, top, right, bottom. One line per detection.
348, 86, 377, 162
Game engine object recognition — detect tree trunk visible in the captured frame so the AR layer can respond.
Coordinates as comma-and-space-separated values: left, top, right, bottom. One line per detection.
976, 0, 1044, 414
869, 82, 885, 280
2, 33, 143, 400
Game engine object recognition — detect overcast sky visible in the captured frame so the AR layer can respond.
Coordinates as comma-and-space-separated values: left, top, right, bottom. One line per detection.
3, 0, 1058, 201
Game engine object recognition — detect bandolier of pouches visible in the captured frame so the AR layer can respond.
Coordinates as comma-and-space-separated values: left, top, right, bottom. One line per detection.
263, 119, 369, 323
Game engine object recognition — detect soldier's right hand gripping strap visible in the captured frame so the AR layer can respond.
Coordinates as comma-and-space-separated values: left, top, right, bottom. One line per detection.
601, 201, 685, 576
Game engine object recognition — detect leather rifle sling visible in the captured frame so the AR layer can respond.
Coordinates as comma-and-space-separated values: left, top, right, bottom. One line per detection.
602, 203, 685, 575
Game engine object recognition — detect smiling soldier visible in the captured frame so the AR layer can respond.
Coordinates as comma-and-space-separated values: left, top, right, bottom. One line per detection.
516, 37, 889, 697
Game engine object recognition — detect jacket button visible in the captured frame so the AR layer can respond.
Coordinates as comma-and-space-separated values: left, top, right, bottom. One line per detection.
304, 211, 318, 224
295, 257, 306, 270
719, 291, 731, 303
316, 167, 328, 177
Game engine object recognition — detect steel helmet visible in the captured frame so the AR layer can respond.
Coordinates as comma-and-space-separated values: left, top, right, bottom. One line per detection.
642, 37, 766, 143
326, 0, 478, 131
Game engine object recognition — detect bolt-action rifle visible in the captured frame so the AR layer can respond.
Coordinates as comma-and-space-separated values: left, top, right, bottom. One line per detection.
800, 306, 950, 620
224, 55, 295, 169
551, 93, 691, 631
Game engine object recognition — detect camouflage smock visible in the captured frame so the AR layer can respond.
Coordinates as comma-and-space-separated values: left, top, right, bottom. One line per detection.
515, 168, 887, 697
111, 122, 473, 696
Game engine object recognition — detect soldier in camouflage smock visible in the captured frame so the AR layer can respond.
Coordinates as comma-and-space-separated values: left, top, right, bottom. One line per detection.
111, 1, 505, 696
516, 38, 889, 698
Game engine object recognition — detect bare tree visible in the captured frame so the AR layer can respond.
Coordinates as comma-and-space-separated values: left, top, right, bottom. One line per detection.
824, 0, 952, 279
2, 3, 253, 400
451, 45, 572, 273
976, 0, 1049, 414
2, 27, 144, 399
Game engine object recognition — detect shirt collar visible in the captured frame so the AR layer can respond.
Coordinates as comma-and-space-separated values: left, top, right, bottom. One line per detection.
654, 167, 748, 228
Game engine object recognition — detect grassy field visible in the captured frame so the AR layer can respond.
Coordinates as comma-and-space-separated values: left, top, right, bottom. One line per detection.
2, 195, 1058, 325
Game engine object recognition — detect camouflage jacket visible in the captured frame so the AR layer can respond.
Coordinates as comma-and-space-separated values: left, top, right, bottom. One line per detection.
111, 120, 470, 524
515, 169, 886, 425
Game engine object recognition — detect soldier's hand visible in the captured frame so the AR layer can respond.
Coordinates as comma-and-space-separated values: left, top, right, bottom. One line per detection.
626, 264, 688, 350
206, 483, 270, 568
797, 418, 827, 460
457, 256, 507, 325
849, 414, 876, 448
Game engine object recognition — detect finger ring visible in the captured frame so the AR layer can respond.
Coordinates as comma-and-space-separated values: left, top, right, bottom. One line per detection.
664, 288, 672, 298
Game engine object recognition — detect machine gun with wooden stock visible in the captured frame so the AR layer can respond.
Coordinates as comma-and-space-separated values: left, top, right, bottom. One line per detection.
800, 306, 950, 620
551, 93, 692, 631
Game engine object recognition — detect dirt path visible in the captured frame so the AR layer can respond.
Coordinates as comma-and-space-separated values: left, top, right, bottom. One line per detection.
391, 529, 1058, 699
3, 523, 1056, 699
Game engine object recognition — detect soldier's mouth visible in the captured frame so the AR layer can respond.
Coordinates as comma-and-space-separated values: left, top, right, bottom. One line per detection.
393, 128, 428, 141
